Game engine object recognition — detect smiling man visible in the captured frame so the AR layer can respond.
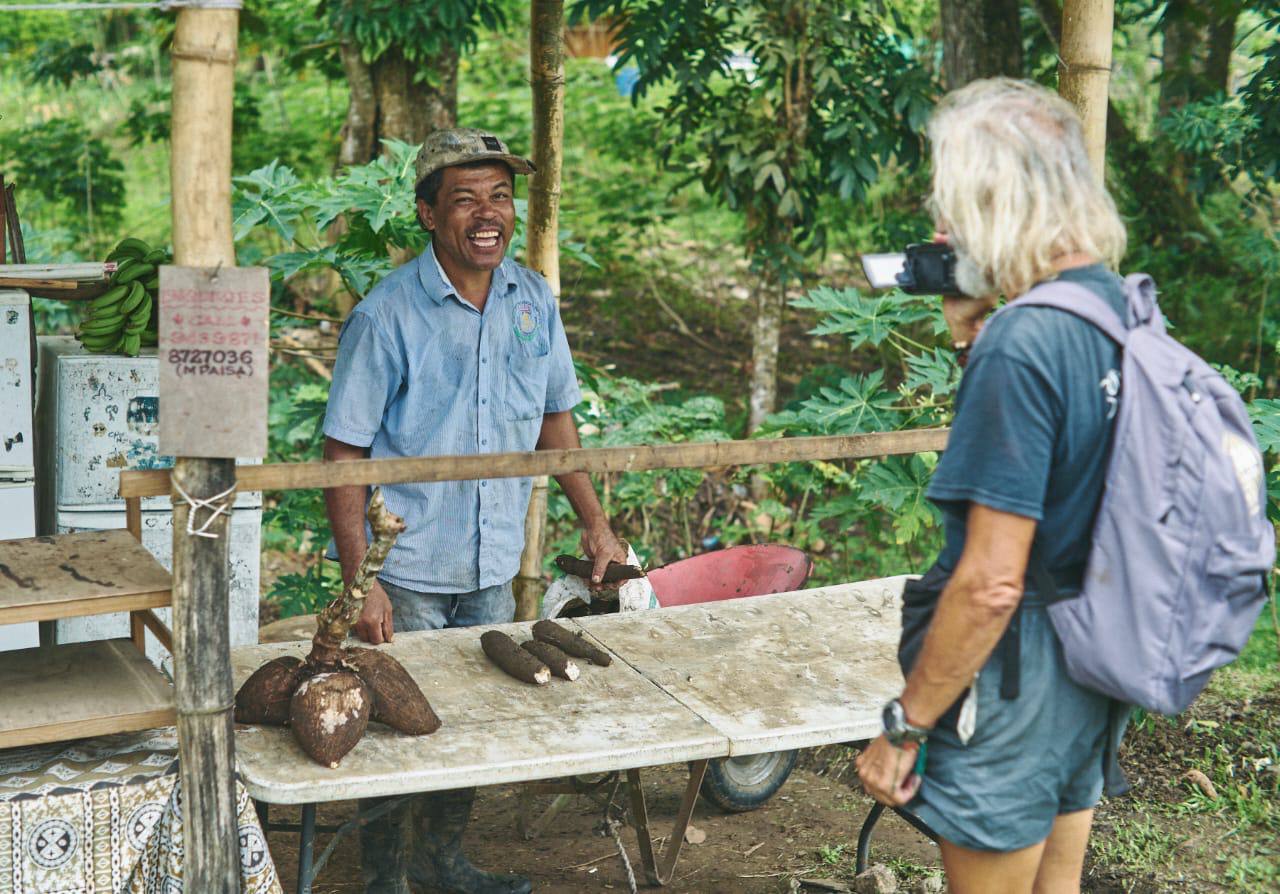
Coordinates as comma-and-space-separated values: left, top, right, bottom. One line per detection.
322, 128, 627, 894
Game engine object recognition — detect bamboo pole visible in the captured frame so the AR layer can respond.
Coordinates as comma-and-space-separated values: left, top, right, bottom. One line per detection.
169, 7, 240, 892
119, 428, 952, 498
516, 0, 567, 622
1058, 0, 1115, 177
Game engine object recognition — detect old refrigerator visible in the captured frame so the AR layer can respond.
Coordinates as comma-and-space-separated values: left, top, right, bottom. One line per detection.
0, 291, 38, 651
35, 336, 262, 666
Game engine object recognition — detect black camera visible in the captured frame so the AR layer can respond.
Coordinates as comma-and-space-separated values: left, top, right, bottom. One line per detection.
860, 242, 958, 295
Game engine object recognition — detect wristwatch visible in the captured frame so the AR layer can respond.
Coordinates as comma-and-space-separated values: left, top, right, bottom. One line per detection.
882, 698, 930, 747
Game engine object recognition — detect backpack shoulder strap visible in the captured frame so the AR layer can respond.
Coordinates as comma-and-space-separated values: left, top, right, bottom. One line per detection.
994, 279, 1131, 346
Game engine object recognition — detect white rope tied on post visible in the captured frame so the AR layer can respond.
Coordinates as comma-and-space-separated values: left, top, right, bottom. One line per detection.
0, 0, 240, 11
170, 479, 237, 539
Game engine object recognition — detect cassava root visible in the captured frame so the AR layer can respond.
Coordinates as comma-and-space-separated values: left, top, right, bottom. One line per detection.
533, 619, 613, 667
233, 488, 441, 768
554, 554, 644, 584
522, 640, 580, 681
482, 630, 551, 684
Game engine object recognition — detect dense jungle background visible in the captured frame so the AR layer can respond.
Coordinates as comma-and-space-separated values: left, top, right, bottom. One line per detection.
2, 1, 1278, 889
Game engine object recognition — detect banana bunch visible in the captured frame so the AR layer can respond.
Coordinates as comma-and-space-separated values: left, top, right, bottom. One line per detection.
77, 237, 169, 356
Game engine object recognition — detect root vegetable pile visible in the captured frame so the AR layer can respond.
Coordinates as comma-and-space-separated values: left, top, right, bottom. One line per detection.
480, 620, 608, 684
235, 488, 440, 768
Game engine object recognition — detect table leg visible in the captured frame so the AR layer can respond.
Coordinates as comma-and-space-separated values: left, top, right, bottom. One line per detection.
626, 759, 709, 886
296, 802, 316, 894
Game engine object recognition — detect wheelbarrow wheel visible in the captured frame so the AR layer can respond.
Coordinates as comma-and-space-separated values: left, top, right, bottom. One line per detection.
697, 750, 797, 813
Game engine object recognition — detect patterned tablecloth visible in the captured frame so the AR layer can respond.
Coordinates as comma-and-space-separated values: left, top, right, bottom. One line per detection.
0, 728, 281, 894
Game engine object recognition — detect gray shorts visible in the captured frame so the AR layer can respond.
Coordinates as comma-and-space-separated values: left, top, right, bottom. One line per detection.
909, 603, 1126, 852
379, 578, 516, 633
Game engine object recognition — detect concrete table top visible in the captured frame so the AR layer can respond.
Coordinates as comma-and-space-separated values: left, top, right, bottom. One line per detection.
575, 578, 909, 756
232, 579, 907, 805
232, 620, 726, 805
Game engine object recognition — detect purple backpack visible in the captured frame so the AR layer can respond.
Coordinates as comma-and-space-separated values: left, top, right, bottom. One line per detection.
988, 273, 1274, 714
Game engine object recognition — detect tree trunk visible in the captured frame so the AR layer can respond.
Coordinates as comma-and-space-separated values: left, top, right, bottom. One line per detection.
1059, 0, 1115, 177
940, 0, 1024, 89
336, 45, 458, 167
515, 0, 567, 622
747, 270, 785, 435
169, 9, 240, 890
338, 40, 376, 168
1159, 1, 1239, 117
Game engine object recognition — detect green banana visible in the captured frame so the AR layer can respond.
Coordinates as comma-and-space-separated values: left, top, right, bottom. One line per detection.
142, 247, 168, 265
80, 316, 124, 336
78, 337, 118, 353
89, 284, 129, 311
120, 282, 146, 315
106, 238, 149, 262
114, 262, 155, 285
144, 276, 159, 292
122, 333, 141, 356
140, 330, 158, 347
129, 293, 153, 323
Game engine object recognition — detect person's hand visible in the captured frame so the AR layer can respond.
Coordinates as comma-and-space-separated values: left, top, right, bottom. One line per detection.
930, 230, 996, 350
354, 579, 395, 645
856, 734, 923, 807
580, 524, 629, 591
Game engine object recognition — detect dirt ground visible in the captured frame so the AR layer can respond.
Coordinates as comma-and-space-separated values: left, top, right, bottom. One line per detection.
264, 763, 943, 893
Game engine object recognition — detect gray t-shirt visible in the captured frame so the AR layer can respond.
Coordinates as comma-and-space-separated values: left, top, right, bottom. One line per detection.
926, 265, 1126, 584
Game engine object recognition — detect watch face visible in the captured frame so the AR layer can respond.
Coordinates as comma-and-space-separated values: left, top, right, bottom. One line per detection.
882, 700, 903, 735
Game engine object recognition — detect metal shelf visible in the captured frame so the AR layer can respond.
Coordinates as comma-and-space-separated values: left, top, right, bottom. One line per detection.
0, 638, 175, 748
0, 530, 171, 624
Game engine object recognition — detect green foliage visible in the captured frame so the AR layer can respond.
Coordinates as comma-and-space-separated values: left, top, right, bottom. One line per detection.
24, 39, 99, 88
762, 286, 952, 550
322, 0, 510, 69
572, 0, 935, 275
0, 117, 125, 244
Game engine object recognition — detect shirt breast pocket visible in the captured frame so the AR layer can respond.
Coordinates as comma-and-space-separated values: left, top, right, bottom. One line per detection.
506, 341, 551, 421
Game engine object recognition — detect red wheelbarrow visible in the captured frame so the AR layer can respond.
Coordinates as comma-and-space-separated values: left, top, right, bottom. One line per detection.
543, 543, 813, 812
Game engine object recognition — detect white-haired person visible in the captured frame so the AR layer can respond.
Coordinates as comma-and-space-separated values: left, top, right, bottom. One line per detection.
856, 78, 1131, 893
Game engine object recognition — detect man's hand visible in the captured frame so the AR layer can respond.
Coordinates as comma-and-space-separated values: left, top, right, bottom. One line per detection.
354, 579, 395, 645
580, 524, 628, 590
856, 734, 923, 807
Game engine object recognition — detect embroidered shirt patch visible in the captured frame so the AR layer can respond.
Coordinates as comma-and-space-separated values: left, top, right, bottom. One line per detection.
514, 300, 540, 342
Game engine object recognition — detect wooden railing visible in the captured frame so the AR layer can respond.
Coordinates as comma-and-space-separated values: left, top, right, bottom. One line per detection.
117, 428, 951, 498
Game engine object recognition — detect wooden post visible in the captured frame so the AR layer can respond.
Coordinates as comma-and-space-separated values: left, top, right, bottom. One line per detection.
169, 6, 241, 892
515, 0, 567, 622
1059, 0, 1115, 177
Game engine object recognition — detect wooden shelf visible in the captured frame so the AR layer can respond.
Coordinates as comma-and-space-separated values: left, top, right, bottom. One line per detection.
0, 639, 175, 748
0, 530, 171, 624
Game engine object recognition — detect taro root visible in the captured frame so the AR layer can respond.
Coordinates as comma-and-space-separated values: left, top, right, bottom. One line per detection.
554, 555, 644, 585
233, 488, 441, 768
290, 672, 371, 768
532, 619, 613, 667
235, 655, 305, 725
345, 648, 441, 735
521, 640, 580, 681
481, 630, 551, 684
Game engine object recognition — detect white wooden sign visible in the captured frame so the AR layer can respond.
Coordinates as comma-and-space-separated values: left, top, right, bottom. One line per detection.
158, 265, 269, 458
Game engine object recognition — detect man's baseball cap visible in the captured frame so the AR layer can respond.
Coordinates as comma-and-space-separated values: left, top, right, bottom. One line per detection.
414, 128, 535, 187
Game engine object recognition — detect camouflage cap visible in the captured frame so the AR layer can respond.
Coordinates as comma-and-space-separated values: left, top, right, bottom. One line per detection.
414, 128, 535, 187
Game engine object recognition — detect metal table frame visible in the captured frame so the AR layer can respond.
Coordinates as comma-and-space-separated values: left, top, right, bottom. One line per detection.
256, 760, 714, 894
